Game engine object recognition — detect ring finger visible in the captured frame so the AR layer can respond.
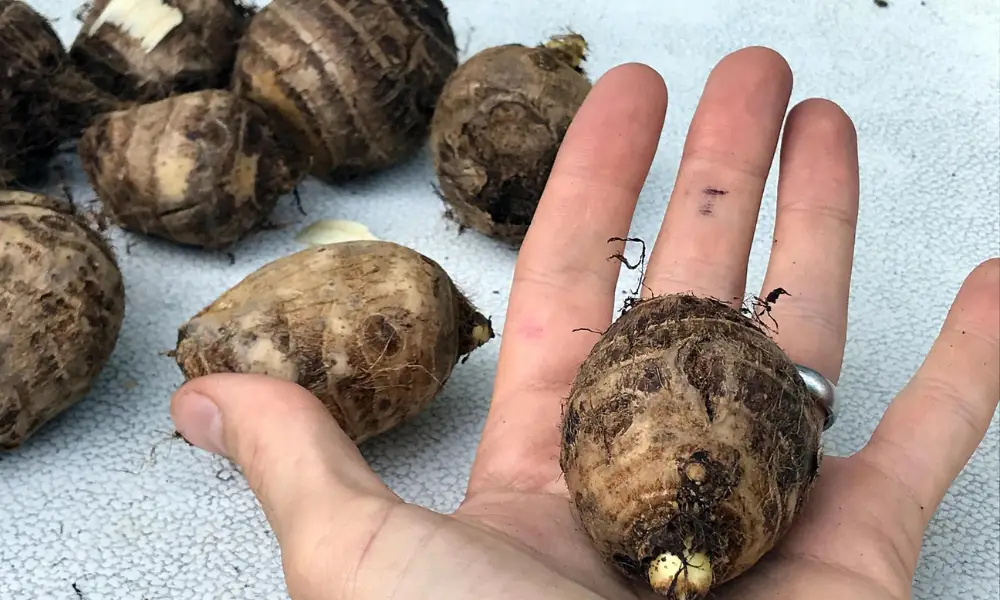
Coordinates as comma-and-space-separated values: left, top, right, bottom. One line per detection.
758, 98, 859, 383
642, 46, 793, 303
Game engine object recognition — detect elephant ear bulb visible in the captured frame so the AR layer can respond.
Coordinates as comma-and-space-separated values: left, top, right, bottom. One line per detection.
429, 33, 593, 245
0, 191, 125, 449
559, 293, 827, 598
172, 240, 495, 444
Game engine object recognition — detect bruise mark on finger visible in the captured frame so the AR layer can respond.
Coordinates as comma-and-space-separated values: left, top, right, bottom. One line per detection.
698, 188, 728, 216
514, 322, 546, 340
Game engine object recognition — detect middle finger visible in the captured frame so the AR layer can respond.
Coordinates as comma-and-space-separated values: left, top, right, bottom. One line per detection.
643, 46, 793, 304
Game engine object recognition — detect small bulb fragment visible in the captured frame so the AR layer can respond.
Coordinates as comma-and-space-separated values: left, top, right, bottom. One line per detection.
295, 219, 378, 246
647, 547, 713, 599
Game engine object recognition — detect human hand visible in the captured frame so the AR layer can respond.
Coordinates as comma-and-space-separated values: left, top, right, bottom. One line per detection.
169, 47, 1000, 600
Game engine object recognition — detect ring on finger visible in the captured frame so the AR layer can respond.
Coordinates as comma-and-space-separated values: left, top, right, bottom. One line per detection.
795, 364, 837, 430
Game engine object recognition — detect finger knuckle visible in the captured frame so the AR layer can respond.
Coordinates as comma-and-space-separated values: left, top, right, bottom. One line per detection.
915, 374, 984, 436
779, 195, 858, 231
768, 295, 846, 357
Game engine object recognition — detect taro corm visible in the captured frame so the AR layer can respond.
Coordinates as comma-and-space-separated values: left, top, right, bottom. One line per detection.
0, 191, 125, 449
78, 88, 307, 250
430, 34, 592, 245
173, 240, 495, 444
230, 0, 459, 182
560, 293, 827, 599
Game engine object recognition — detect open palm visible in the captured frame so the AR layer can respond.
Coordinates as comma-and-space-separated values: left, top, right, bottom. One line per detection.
171, 47, 1000, 600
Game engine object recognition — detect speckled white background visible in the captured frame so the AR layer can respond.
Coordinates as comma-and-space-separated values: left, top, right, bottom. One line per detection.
1, 0, 998, 598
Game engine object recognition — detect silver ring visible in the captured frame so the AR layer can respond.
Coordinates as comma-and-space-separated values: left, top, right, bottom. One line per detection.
795, 364, 837, 430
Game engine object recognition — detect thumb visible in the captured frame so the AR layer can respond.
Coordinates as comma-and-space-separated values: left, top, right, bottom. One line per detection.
169, 372, 401, 554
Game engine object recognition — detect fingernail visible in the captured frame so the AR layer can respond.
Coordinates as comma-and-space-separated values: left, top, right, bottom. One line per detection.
176, 392, 225, 455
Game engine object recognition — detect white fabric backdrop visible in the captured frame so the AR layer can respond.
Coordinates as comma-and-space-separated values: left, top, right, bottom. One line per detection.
2, 1, 998, 598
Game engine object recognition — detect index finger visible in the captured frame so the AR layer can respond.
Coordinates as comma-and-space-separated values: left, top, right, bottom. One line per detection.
467, 63, 668, 495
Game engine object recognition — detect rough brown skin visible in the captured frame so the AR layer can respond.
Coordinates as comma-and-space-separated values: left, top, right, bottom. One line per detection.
230, 0, 459, 182
559, 293, 826, 598
0, 0, 126, 186
0, 191, 126, 449
173, 240, 494, 443
429, 34, 592, 245
77, 89, 308, 250
70, 0, 251, 103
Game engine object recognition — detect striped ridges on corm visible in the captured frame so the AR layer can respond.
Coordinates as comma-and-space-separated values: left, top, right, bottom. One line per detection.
230, 0, 459, 182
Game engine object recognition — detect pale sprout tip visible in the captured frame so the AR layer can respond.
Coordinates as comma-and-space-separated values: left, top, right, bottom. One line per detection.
647, 549, 713, 599
471, 323, 493, 346
295, 219, 378, 246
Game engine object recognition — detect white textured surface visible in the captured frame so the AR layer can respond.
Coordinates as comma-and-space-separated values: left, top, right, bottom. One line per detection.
2, 1, 999, 598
